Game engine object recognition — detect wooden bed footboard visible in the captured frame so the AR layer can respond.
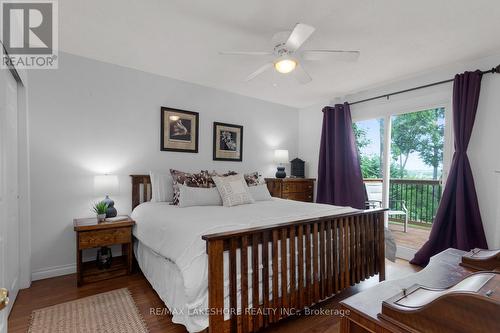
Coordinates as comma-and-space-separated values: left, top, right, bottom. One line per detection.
130, 175, 386, 333
202, 209, 386, 333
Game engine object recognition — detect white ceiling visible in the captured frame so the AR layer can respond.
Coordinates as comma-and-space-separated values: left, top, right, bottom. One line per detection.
59, 0, 500, 108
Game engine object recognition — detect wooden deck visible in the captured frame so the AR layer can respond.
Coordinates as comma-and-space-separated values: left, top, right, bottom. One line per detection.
389, 222, 431, 250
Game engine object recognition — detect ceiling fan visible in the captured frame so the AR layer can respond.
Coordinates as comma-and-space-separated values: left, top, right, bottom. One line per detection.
219, 23, 360, 84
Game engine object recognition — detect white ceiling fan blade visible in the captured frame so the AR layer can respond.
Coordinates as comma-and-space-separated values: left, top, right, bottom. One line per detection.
219, 51, 273, 56
285, 23, 315, 52
245, 63, 273, 81
293, 63, 312, 84
302, 50, 360, 62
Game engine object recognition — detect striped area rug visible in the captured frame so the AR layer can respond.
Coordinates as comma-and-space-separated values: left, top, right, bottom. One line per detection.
28, 288, 149, 333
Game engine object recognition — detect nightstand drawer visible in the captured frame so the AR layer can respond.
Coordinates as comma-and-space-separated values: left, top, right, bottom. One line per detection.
78, 227, 131, 249
282, 181, 313, 193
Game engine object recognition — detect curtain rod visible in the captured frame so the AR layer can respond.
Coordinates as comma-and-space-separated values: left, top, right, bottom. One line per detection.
349, 64, 500, 106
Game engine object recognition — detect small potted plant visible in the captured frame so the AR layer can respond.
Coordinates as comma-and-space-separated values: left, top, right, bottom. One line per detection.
92, 201, 109, 222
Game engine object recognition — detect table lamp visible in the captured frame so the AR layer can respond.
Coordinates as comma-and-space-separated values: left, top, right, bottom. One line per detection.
94, 174, 119, 218
274, 149, 289, 178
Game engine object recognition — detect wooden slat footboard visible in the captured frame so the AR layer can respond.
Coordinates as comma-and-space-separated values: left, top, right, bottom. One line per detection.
202, 209, 386, 333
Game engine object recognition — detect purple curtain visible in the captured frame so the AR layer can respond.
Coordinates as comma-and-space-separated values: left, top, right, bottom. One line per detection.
316, 103, 366, 209
411, 71, 488, 266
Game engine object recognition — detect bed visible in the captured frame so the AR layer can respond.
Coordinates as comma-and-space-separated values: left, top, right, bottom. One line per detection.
130, 175, 387, 333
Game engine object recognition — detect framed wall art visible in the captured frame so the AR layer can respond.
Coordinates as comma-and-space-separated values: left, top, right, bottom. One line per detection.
161, 107, 199, 153
213, 122, 243, 161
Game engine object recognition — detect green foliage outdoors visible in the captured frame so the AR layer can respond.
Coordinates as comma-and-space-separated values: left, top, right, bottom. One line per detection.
353, 108, 444, 180
353, 122, 402, 179
391, 108, 444, 180
353, 108, 445, 224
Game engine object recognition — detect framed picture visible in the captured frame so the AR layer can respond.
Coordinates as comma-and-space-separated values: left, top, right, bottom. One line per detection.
213, 122, 243, 161
161, 107, 199, 153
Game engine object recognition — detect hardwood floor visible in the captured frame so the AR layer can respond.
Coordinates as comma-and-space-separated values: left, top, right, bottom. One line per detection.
8, 259, 419, 333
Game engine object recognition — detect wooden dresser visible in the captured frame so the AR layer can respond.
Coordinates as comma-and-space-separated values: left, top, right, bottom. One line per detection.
265, 178, 315, 202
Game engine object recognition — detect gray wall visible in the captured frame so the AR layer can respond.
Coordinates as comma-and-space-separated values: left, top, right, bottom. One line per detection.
28, 52, 299, 279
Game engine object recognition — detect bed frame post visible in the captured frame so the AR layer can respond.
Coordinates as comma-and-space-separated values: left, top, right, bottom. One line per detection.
130, 175, 152, 210
207, 239, 225, 333
378, 212, 386, 282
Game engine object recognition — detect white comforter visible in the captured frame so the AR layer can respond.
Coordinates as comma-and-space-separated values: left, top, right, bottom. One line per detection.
131, 198, 357, 312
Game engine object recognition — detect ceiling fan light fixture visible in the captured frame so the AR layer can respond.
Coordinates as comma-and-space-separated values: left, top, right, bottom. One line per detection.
274, 58, 296, 74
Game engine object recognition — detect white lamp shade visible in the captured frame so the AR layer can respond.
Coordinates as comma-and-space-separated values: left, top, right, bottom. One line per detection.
274, 150, 289, 164
94, 175, 119, 196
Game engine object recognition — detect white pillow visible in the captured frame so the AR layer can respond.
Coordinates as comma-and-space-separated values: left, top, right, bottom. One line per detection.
213, 174, 255, 207
149, 171, 174, 202
178, 185, 223, 208
248, 184, 272, 201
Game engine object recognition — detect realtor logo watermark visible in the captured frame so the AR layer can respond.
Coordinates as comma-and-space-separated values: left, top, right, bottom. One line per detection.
1, 0, 58, 69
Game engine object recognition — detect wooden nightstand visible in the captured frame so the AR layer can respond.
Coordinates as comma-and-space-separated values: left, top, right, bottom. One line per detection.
73, 217, 135, 286
265, 178, 315, 202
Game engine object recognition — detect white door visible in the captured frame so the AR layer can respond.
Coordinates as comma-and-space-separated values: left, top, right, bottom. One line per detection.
0, 68, 20, 333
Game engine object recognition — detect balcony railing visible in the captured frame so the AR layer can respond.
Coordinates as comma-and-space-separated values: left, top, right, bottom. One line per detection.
364, 178, 442, 227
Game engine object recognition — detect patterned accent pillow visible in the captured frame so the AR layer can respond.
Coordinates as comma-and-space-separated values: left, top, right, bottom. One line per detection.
213, 174, 255, 207
170, 169, 217, 205
225, 171, 265, 186
244, 171, 265, 186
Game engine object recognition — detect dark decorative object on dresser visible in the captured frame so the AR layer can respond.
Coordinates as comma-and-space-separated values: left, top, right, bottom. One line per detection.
213, 122, 243, 161
161, 107, 199, 153
290, 158, 305, 178
265, 178, 315, 202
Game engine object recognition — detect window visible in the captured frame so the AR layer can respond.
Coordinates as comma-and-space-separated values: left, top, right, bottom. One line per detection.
353, 107, 447, 255
353, 118, 384, 179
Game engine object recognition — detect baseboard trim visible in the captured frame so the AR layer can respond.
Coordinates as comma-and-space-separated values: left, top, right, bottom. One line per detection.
31, 251, 122, 281
31, 263, 76, 281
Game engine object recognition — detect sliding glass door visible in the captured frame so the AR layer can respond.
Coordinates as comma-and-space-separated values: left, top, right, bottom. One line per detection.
354, 118, 387, 211
354, 107, 448, 260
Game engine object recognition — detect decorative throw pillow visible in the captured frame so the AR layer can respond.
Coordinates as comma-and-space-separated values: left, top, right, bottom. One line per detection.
248, 184, 272, 201
170, 169, 217, 205
225, 171, 265, 186
244, 171, 265, 186
178, 184, 223, 208
149, 171, 174, 202
213, 174, 255, 207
